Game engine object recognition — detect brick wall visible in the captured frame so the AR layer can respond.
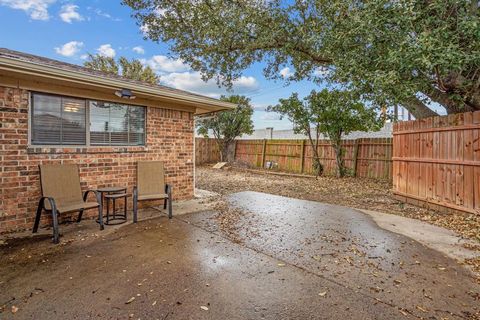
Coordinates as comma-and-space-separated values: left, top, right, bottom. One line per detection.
0, 86, 195, 233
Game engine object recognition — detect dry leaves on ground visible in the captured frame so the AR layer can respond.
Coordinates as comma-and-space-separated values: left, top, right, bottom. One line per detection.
196, 166, 480, 243
211, 200, 260, 244
196, 165, 480, 280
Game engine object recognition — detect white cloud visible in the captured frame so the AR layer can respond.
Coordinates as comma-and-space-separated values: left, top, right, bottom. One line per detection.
140, 24, 150, 36
313, 66, 330, 77
97, 44, 115, 58
54, 41, 83, 57
261, 112, 282, 121
252, 103, 269, 111
143, 55, 190, 73
59, 4, 83, 23
161, 71, 259, 98
0, 0, 56, 20
90, 8, 120, 21
280, 67, 293, 79
154, 7, 166, 17
132, 46, 145, 55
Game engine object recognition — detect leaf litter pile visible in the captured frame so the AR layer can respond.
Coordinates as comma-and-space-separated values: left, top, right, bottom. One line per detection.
196, 165, 480, 279
211, 199, 260, 244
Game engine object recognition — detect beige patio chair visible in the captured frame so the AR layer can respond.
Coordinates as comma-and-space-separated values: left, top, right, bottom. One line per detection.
33, 164, 103, 244
133, 161, 172, 223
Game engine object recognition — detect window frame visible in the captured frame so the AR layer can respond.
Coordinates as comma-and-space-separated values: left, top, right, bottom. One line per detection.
29, 92, 147, 147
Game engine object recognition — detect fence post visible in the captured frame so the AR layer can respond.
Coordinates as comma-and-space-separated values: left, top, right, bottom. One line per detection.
352, 139, 360, 177
233, 140, 237, 162
261, 139, 267, 168
300, 139, 305, 173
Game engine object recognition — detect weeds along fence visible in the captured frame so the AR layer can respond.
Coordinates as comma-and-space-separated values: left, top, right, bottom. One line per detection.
393, 111, 480, 215
196, 137, 393, 179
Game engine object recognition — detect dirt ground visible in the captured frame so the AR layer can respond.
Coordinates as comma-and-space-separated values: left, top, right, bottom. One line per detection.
196, 165, 480, 276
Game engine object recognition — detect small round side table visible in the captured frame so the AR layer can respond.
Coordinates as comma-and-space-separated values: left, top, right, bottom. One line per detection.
97, 187, 129, 225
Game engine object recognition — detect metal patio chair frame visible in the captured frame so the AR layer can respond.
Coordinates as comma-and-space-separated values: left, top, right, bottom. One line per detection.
33, 164, 104, 244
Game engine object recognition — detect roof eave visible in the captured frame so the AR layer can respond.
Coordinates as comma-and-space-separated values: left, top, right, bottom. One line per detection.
0, 56, 237, 111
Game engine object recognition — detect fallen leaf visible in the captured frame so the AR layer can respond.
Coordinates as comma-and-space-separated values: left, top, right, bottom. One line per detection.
152, 301, 157, 306
200, 306, 209, 311
416, 305, 428, 313
11, 306, 18, 313
125, 297, 135, 304
277, 263, 286, 267
318, 291, 327, 297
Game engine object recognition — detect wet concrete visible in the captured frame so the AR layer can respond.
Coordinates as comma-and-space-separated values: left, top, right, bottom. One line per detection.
184, 192, 480, 319
0, 192, 479, 319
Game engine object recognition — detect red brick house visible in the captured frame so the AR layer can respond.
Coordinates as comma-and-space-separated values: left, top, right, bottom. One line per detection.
0, 48, 234, 233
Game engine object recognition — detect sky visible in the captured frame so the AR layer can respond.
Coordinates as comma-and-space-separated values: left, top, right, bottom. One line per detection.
0, 0, 330, 130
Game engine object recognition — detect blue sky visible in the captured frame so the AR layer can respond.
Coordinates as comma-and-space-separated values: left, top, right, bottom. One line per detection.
0, 0, 330, 130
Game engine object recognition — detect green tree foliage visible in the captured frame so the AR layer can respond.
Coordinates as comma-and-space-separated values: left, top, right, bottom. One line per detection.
197, 95, 254, 162
270, 89, 383, 177
83, 54, 119, 75
123, 0, 480, 118
84, 54, 160, 84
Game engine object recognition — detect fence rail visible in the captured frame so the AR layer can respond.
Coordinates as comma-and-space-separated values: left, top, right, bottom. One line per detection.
392, 111, 480, 214
196, 137, 393, 179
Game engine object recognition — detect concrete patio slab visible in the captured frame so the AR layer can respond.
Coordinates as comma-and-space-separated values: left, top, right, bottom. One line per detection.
1, 191, 479, 319
183, 192, 480, 319
2, 213, 409, 319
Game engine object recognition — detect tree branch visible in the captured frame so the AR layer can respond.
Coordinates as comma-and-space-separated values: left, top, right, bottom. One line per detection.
401, 97, 439, 119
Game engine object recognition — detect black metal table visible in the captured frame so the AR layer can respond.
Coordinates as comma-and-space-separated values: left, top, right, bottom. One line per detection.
97, 187, 129, 225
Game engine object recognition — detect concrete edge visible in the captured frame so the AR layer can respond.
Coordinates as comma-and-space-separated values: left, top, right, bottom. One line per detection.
357, 208, 480, 262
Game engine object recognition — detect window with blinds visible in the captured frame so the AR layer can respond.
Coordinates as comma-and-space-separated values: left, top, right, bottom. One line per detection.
30, 93, 145, 146
89, 101, 145, 146
31, 94, 86, 145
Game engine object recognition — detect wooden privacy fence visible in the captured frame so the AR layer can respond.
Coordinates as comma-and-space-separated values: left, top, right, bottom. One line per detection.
195, 138, 220, 165
196, 137, 393, 179
393, 111, 480, 214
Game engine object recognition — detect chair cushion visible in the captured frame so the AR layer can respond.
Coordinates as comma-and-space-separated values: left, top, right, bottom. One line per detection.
138, 193, 168, 201
57, 201, 99, 213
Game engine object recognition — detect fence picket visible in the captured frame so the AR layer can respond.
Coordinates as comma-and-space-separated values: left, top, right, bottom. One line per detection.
393, 110, 480, 214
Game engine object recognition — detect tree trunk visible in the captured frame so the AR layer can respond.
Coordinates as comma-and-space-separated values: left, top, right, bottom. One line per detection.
402, 97, 439, 119
307, 135, 323, 177
332, 141, 345, 178
426, 88, 475, 114
218, 140, 235, 163
221, 144, 229, 163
